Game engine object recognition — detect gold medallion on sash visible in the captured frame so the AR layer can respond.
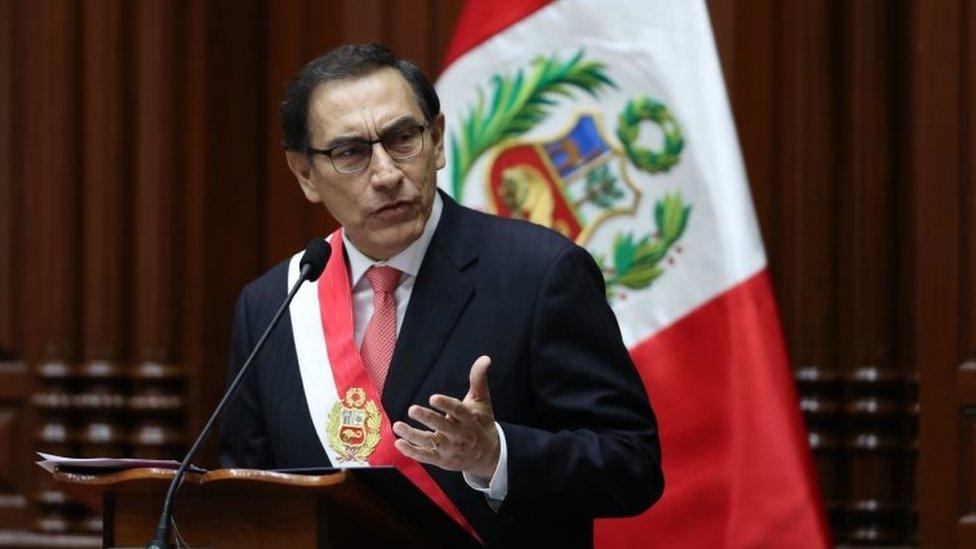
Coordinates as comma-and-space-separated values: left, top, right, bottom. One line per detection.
327, 387, 381, 462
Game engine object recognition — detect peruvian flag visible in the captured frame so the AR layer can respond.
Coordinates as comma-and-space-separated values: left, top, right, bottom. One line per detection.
435, 1, 830, 547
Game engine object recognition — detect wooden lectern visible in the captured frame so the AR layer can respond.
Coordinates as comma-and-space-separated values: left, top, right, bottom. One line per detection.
52, 467, 478, 548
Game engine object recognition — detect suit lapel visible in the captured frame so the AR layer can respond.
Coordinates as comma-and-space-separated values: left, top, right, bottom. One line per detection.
382, 192, 479, 420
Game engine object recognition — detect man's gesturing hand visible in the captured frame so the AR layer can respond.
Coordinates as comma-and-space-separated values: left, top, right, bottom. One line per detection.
393, 355, 500, 479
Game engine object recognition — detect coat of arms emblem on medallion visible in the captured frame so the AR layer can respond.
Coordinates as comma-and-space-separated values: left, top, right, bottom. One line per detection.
327, 387, 381, 462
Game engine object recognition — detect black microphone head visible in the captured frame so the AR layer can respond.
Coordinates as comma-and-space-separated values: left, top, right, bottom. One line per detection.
299, 238, 331, 281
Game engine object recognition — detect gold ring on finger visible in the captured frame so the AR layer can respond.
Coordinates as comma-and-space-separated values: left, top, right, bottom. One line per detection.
429, 431, 444, 451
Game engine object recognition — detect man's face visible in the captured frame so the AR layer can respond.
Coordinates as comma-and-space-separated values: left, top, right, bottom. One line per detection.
286, 67, 445, 260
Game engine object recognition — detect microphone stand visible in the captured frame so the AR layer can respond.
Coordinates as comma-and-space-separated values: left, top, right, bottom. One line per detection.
146, 256, 323, 549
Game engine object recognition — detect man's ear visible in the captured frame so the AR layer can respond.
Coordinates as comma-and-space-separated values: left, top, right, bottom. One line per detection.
285, 150, 322, 203
431, 113, 446, 170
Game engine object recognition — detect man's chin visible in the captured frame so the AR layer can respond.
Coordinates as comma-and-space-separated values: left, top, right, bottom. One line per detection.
358, 221, 425, 259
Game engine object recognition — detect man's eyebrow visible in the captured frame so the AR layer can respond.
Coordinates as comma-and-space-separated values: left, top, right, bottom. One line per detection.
378, 115, 423, 134
321, 133, 366, 151
319, 115, 422, 150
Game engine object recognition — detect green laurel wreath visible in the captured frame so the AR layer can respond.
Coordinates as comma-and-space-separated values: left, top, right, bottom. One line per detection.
596, 192, 691, 295
450, 50, 617, 198
616, 96, 684, 174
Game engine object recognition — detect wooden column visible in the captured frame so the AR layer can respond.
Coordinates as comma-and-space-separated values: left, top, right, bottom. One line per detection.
79, 0, 128, 458
906, 0, 962, 547
962, 0, 976, 540
75, 0, 130, 535
388, 1, 433, 72
958, 2, 976, 548
21, 0, 83, 535
0, 0, 30, 532
775, 1, 845, 543
263, 0, 311, 264
432, 0, 465, 75
263, 0, 343, 267
130, 0, 185, 460
183, 0, 265, 459
341, 0, 383, 45
838, 1, 906, 544
0, 0, 16, 358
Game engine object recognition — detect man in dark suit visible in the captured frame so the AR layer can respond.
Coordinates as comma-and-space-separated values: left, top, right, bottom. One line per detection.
219, 44, 663, 547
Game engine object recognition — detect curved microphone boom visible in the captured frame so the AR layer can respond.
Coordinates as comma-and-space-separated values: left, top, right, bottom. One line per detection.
146, 238, 331, 549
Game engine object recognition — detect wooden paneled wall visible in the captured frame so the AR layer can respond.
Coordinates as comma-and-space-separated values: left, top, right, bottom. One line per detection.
712, 1, 972, 547
0, 0, 970, 547
0, 1, 461, 545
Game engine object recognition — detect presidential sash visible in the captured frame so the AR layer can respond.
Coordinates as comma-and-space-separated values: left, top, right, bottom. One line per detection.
287, 230, 480, 542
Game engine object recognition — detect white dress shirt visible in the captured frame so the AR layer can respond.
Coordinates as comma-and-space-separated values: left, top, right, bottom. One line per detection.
343, 193, 508, 505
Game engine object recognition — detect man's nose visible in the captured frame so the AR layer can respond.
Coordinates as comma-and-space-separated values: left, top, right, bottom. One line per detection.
368, 142, 404, 188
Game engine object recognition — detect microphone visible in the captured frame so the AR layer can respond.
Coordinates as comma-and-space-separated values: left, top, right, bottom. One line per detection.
146, 238, 331, 549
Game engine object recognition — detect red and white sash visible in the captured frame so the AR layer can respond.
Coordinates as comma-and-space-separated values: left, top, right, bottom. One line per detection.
287, 230, 480, 542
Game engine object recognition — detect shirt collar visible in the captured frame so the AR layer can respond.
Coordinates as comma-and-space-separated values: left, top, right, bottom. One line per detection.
343, 192, 443, 287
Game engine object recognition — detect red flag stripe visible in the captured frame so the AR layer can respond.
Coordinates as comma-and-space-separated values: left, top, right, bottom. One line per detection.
441, 0, 553, 72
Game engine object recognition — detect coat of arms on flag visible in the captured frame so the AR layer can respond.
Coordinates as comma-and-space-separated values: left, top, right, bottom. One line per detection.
448, 51, 690, 301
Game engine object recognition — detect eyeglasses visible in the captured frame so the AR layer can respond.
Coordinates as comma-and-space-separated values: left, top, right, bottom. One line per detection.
306, 123, 428, 174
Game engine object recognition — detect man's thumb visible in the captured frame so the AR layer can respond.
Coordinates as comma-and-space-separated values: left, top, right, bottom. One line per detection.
467, 355, 492, 402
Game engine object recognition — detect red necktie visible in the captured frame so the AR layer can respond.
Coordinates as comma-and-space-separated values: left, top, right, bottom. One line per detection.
360, 266, 402, 393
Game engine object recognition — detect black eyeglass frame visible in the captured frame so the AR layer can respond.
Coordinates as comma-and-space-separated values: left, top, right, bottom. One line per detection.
305, 122, 429, 174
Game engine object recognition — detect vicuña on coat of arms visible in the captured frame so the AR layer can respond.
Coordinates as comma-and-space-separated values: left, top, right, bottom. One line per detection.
449, 50, 692, 301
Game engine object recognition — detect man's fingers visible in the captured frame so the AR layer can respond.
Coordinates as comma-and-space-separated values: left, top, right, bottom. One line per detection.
428, 394, 472, 422
408, 404, 462, 437
466, 355, 492, 402
394, 438, 440, 464
392, 420, 440, 448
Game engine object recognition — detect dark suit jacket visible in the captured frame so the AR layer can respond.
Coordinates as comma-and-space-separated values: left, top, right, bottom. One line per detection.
219, 191, 664, 547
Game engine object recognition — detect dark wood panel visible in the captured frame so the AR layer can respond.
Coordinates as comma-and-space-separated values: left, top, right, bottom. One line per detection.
188, 0, 266, 449
342, 0, 383, 44
304, 0, 345, 61
960, 367, 976, 546
387, 0, 433, 75
263, 0, 307, 265
838, 0, 895, 381
838, 1, 906, 543
964, 12, 976, 538
432, 0, 464, 76
129, 0, 186, 463
19, 0, 84, 538
81, 0, 127, 371
0, 0, 17, 358
906, 0, 962, 546
963, 0, 976, 362
0, 363, 30, 529
132, 0, 182, 366
778, 0, 838, 377
20, 0, 81, 367
181, 0, 208, 456
264, 0, 331, 266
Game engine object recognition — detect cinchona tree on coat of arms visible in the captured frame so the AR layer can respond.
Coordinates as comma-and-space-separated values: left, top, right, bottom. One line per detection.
449, 50, 691, 301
